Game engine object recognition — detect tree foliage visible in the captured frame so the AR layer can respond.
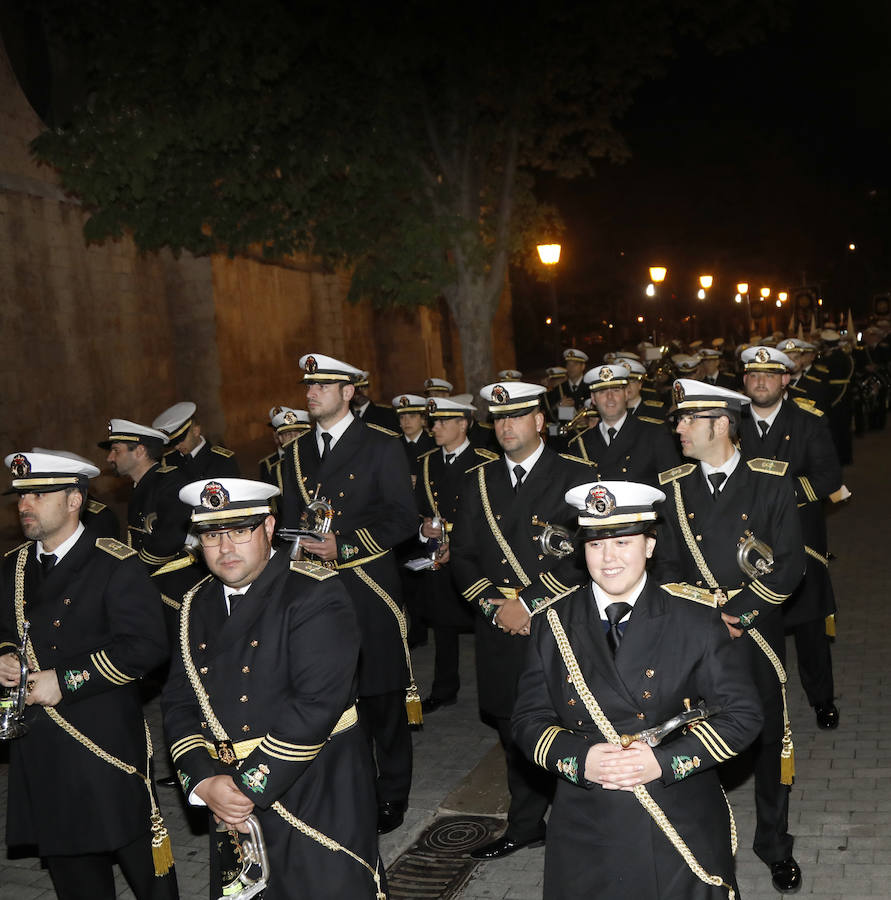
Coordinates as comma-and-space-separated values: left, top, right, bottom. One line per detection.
29, 0, 786, 389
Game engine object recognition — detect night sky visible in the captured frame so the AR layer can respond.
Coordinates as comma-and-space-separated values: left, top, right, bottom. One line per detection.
518, 0, 891, 358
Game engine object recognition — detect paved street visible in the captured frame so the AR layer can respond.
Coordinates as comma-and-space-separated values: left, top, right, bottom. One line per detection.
1, 428, 889, 899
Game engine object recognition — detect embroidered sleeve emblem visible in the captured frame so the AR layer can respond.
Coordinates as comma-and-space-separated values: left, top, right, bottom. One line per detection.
241, 764, 270, 794
556, 756, 579, 784
64, 669, 91, 692
671, 754, 701, 780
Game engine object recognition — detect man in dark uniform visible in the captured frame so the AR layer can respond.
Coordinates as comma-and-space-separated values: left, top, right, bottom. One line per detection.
0, 450, 177, 900
153, 402, 240, 478
565, 363, 680, 487
819, 330, 855, 465
652, 379, 806, 894
545, 348, 589, 422
414, 396, 498, 711
513, 480, 763, 899
258, 407, 310, 489
161, 477, 383, 900
780, 339, 830, 412
99, 420, 190, 574
278, 352, 419, 835
391, 393, 435, 480
614, 357, 668, 422
352, 372, 400, 431
450, 381, 594, 860
740, 345, 847, 729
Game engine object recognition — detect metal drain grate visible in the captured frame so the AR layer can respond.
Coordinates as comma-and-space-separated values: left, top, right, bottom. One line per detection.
385, 814, 504, 899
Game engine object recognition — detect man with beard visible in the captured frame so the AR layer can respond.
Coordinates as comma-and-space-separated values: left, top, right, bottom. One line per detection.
740, 345, 845, 730
278, 353, 418, 835
565, 364, 679, 487
652, 380, 806, 894
450, 381, 593, 860
152, 402, 240, 479
0, 450, 177, 900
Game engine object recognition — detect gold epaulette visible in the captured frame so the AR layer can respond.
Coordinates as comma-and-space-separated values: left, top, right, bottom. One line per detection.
793, 397, 823, 416
465, 457, 497, 473
477, 421, 495, 430
559, 452, 595, 466
366, 422, 399, 437
643, 400, 664, 408
660, 582, 741, 607
151, 553, 199, 576
804, 374, 822, 383
658, 463, 697, 485
474, 448, 500, 460
639, 416, 666, 425
211, 445, 235, 457
814, 364, 829, 373
417, 447, 438, 460
4, 540, 33, 557
86, 498, 107, 514
747, 458, 789, 476
290, 560, 338, 580
96, 537, 137, 560
157, 464, 179, 474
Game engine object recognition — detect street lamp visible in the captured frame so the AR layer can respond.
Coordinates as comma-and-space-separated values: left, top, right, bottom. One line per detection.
649, 266, 667, 284
699, 275, 713, 290
778, 291, 788, 302
737, 282, 749, 295
537, 243, 562, 356
537, 244, 562, 265
760, 287, 771, 299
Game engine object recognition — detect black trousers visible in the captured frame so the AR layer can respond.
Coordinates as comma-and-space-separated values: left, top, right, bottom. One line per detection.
494, 715, 553, 842
358, 690, 413, 805
791, 617, 835, 707
430, 626, 461, 700
45, 833, 179, 900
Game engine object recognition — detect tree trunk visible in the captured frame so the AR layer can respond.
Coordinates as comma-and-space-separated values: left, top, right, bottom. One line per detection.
448, 271, 502, 397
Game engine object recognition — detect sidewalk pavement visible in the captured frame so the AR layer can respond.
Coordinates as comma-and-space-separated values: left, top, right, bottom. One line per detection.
2, 428, 889, 899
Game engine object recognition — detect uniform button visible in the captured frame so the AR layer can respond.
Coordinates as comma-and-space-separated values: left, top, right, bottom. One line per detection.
500, 558, 507, 565
63, 598, 71, 605
242, 725, 250, 733
240, 695, 248, 703
503, 578, 510, 584
336, 511, 342, 516
242, 666, 250, 674
642, 690, 652, 700
53, 619, 61, 627
566, 675, 573, 683
538, 554, 544, 561
250, 640, 259, 648
496, 514, 502, 520
568, 698, 576, 706
200, 666, 209, 675
637, 712, 646, 720
50, 644, 57, 650
200, 721, 207, 729
198, 643, 207, 651
622, 467, 627, 473
339, 492, 345, 497
349, 474, 355, 479
695, 534, 702, 542
646, 669, 655, 678
696, 580, 703, 587
577, 720, 584, 726
741, 513, 748, 520
687, 512, 695, 519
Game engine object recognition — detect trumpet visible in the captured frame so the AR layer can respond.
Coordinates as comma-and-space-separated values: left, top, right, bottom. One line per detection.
427, 515, 450, 568
557, 407, 597, 435
0, 620, 31, 741
277, 485, 335, 561
736, 532, 774, 579
531, 517, 575, 558
216, 815, 269, 900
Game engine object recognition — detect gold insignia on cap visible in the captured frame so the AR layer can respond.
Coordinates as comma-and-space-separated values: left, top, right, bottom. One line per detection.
586, 484, 617, 518
399, 396, 411, 408
426, 398, 438, 414
200, 481, 230, 510
673, 382, 686, 404
424, 378, 434, 388
271, 406, 283, 417
599, 366, 614, 381
781, 340, 796, 351
755, 348, 770, 363
304, 355, 318, 374
491, 384, 510, 404
282, 411, 298, 425
9, 454, 30, 478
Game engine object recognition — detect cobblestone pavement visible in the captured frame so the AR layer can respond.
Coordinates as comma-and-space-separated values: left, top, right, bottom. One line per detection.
2, 428, 888, 899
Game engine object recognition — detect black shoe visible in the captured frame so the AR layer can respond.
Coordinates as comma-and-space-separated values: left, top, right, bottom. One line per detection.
377, 801, 406, 835
469, 833, 545, 860
155, 775, 178, 789
421, 695, 457, 714
770, 856, 802, 893
815, 702, 839, 730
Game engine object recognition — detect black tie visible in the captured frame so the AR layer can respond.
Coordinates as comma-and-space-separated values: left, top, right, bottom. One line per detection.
320, 432, 332, 461
228, 593, 243, 615
605, 602, 632, 656
606, 426, 616, 445
708, 471, 727, 500
757, 420, 769, 439
445, 453, 455, 465
513, 465, 525, 493
40, 553, 57, 574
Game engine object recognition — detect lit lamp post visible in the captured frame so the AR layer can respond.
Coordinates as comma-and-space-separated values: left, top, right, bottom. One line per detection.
736, 281, 750, 332
537, 243, 562, 356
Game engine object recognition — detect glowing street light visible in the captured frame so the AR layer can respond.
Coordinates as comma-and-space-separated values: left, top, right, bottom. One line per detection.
775, 300, 782, 308
699, 274, 713, 290
645, 283, 656, 297
760, 287, 771, 299
697, 289, 707, 300
778, 291, 788, 303
737, 282, 749, 295
649, 266, 667, 283
848, 243, 856, 251
537, 244, 562, 265
734, 294, 742, 303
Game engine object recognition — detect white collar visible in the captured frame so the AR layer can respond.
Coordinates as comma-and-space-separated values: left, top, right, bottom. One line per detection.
599, 412, 628, 441
189, 435, 207, 458
751, 402, 782, 429
443, 438, 471, 462
37, 521, 85, 562
316, 411, 354, 454
700, 447, 741, 489
223, 549, 275, 612
504, 438, 545, 485
592, 572, 648, 622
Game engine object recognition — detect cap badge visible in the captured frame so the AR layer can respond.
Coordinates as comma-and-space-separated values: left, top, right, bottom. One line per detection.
200, 481, 230, 510
424, 378, 434, 389
586, 485, 617, 518
282, 411, 298, 425
599, 366, 614, 381
755, 348, 771, 363
399, 396, 411, 408
271, 406, 283, 417
426, 398, 438, 415
673, 382, 686, 404
491, 384, 510, 404
9, 454, 30, 478
781, 340, 796, 351
304, 355, 318, 374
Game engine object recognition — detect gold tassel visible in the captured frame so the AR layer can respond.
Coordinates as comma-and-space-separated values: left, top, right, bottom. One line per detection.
151, 812, 175, 876
780, 736, 795, 785
825, 614, 836, 637
405, 683, 423, 726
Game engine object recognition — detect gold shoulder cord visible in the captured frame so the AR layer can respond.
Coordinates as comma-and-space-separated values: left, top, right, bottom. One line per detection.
546, 607, 737, 899
14, 548, 174, 876
422, 453, 438, 518
177, 577, 386, 899
290, 441, 314, 507
477, 466, 531, 588
672, 482, 794, 784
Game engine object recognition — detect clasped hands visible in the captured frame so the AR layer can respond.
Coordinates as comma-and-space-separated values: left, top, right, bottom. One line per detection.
584, 741, 662, 790
489, 597, 530, 636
